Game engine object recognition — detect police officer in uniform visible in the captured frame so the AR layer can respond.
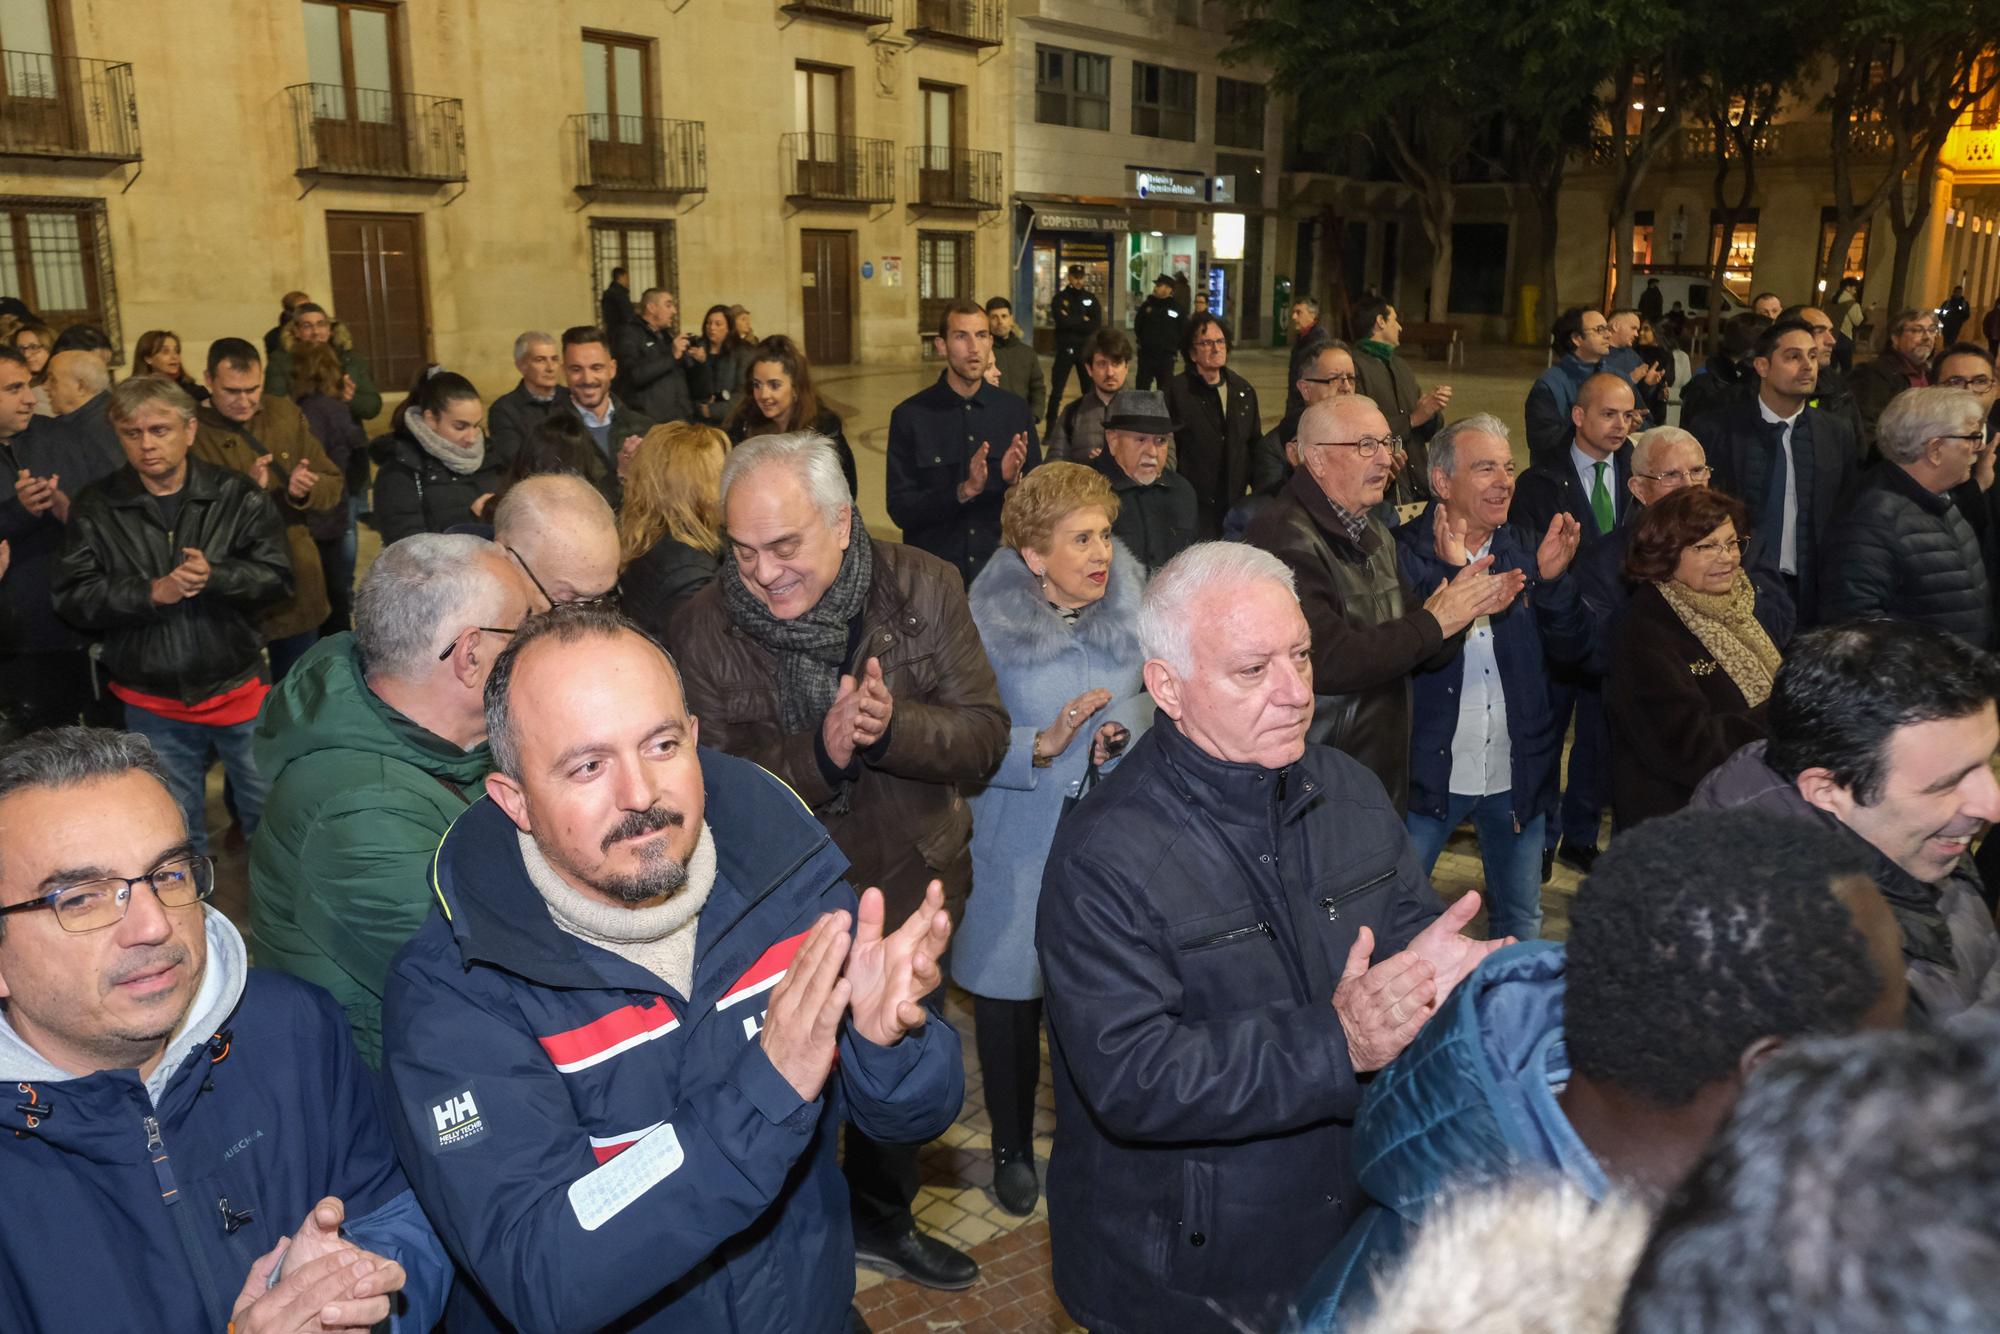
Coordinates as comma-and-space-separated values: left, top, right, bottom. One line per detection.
1133, 275, 1183, 392
1046, 265, 1103, 429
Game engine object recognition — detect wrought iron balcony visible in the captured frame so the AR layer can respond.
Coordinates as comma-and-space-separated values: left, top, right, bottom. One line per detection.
780, 0, 893, 24
907, 145, 1001, 209
0, 52, 140, 162
906, 0, 1005, 47
571, 115, 707, 194
783, 132, 895, 204
286, 84, 466, 182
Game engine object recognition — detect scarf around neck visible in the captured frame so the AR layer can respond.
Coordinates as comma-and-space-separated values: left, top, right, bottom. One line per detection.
518, 822, 717, 997
720, 513, 874, 733
406, 410, 487, 476
1357, 338, 1396, 364
1655, 570, 1782, 708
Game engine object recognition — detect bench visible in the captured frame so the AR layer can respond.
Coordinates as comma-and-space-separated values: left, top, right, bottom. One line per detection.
1401, 320, 1464, 367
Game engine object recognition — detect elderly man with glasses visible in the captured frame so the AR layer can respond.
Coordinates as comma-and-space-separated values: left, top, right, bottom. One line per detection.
0, 726, 451, 1333
1252, 340, 1362, 499
249, 533, 534, 1066
493, 472, 623, 610
1247, 396, 1518, 812
1850, 308, 1940, 455
1821, 387, 1993, 648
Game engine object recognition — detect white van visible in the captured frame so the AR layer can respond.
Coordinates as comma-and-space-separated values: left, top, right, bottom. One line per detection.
1615, 272, 1750, 322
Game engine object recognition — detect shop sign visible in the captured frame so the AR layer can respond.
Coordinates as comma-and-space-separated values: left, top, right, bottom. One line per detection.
1036, 211, 1130, 232
1132, 168, 1205, 200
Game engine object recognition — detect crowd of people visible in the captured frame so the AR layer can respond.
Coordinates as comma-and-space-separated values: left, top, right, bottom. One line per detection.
0, 263, 1997, 1334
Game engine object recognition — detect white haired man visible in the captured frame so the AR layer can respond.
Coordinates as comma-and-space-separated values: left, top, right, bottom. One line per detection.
250, 534, 534, 1064
1036, 541, 1508, 1334
675, 431, 1009, 1289
484, 330, 568, 469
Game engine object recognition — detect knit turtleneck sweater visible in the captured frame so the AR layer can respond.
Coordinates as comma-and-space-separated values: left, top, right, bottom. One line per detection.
518, 821, 717, 997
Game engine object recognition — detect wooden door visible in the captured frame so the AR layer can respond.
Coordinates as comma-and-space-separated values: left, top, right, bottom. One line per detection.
801, 230, 854, 366
917, 82, 959, 205
303, 0, 405, 174
326, 211, 428, 389
0, 0, 68, 153
583, 33, 655, 188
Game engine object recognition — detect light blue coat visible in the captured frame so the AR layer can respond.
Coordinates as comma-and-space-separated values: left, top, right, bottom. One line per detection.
955, 542, 1149, 1000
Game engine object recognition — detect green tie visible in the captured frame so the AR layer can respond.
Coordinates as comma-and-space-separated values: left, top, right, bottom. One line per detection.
1589, 460, 1614, 534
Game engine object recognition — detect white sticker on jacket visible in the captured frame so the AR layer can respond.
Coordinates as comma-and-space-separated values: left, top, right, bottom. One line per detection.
567, 1122, 685, 1232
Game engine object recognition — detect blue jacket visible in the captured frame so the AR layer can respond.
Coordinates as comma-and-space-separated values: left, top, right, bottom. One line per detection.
0, 911, 450, 1331
1395, 508, 1590, 823
1297, 942, 1604, 1330
1524, 354, 1612, 464
1037, 722, 1443, 1334
381, 747, 965, 1334
957, 540, 1149, 1001
885, 373, 1041, 585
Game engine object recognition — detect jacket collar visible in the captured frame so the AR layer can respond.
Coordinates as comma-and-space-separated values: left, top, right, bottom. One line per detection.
1877, 460, 1953, 515
433, 748, 835, 990
968, 541, 1143, 668
1150, 716, 1324, 830
924, 372, 999, 409
100, 457, 228, 509
1284, 465, 1376, 557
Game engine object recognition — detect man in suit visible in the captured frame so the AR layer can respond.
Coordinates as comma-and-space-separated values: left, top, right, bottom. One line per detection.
1510, 372, 1636, 880
1690, 317, 1859, 626
1166, 313, 1261, 540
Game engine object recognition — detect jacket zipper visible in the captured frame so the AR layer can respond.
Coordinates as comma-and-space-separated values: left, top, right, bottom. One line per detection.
145, 1111, 228, 1327
1180, 920, 1273, 951
1321, 869, 1396, 922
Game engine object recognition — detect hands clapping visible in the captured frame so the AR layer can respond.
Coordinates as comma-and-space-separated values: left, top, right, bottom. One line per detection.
151, 547, 210, 606
1332, 893, 1511, 1072
822, 657, 895, 770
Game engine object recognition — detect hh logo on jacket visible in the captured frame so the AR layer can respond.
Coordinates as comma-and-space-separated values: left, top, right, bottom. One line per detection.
432, 1088, 485, 1149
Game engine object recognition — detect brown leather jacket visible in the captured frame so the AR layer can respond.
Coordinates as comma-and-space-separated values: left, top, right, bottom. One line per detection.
1244, 469, 1455, 814
674, 539, 1010, 922
193, 397, 344, 640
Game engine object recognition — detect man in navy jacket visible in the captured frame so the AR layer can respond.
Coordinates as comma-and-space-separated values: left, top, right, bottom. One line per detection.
382, 606, 963, 1333
0, 726, 449, 1333
1037, 542, 1507, 1334
887, 299, 1039, 586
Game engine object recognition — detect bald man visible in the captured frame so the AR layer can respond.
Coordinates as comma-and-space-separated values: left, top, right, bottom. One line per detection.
1509, 372, 1637, 880
493, 472, 621, 609
1246, 395, 1516, 809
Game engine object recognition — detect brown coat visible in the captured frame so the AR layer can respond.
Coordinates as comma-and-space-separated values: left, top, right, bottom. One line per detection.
193, 397, 344, 640
675, 539, 1010, 922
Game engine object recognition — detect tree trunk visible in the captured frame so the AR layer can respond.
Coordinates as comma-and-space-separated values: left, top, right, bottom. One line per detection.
1536, 186, 1562, 322
1420, 178, 1455, 321
1885, 150, 1940, 319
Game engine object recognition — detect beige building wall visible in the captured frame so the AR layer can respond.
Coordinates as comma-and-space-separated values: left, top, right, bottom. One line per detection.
8, 0, 1016, 404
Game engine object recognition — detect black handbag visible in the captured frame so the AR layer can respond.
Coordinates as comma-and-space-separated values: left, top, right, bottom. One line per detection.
1060, 756, 1103, 821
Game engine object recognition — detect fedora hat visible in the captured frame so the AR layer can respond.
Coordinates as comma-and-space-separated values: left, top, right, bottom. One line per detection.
1102, 388, 1179, 435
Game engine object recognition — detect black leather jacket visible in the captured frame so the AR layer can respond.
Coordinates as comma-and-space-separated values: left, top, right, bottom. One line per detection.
53, 460, 292, 702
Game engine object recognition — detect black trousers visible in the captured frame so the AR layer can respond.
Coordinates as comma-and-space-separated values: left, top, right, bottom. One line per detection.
1133, 352, 1176, 392
1046, 342, 1087, 424
846, 986, 953, 1238
973, 994, 1043, 1154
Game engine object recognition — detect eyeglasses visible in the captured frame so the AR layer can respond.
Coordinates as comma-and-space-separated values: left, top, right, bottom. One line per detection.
1582, 323, 1611, 336
1690, 537, 1750, 559
1940, 375, 1997, 393
1301, 372, 1358, 388
437, 624, 519, 661
0, 855, 214, 934
1308, 434, 1404, 458
1192, 337, 1227, 349
1938, 428, 1991, 450
508, 545, 621, 611
1635, 465, 1713, 485
1901, 323, 1940, 336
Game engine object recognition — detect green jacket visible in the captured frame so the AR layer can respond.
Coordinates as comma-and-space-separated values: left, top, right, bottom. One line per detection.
248, 633, 489, 1065
264, 321, 384, 428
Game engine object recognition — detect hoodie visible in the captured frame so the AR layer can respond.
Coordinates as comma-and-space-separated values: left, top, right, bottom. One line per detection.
0, 910, 450, 1330
1297, 942, 1603, 1330
249, 632, 492, 1065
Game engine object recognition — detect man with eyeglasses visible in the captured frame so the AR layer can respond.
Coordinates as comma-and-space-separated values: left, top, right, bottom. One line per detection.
1252, 340, 1360, 499
1525, 306, 1618, 466
1935, 343, 2000, 581
1574, 426, 1796, 666
51, 378, 292, 854
1167, 312, 1262, 540
1248, 396, 1519, 813
265, 303, 383, 430
1850, 307, 1939, 455
250, 534, 533, 1065
492, 472, 622, 611
1821, 387, 1992, 647
1091, 388, 1198, 572
0, 725, 449, 1333
1695, 317, 1859, 627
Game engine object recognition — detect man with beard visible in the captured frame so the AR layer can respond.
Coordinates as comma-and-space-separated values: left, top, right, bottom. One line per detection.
1849, 307, 1939, 455
381, 605, 965, 1332
1692, 619, 2000, 1026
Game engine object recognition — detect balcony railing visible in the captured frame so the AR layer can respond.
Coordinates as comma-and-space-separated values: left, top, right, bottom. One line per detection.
906, 0, 1005, 46
783, 132, 896, 204
1580, 122, 1897, 170
286, 84, 466, 182
907, 145, 1001, 209
0, 52, 140, 161
780, 0, 893, 24
571, 115, 707, 194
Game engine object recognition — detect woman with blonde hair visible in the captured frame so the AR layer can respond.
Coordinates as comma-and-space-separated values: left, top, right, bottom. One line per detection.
620, 421, 728, 644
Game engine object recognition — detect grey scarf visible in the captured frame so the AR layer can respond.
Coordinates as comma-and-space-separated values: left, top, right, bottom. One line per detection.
721, 514, 874, 732
406, 410, 487, 476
